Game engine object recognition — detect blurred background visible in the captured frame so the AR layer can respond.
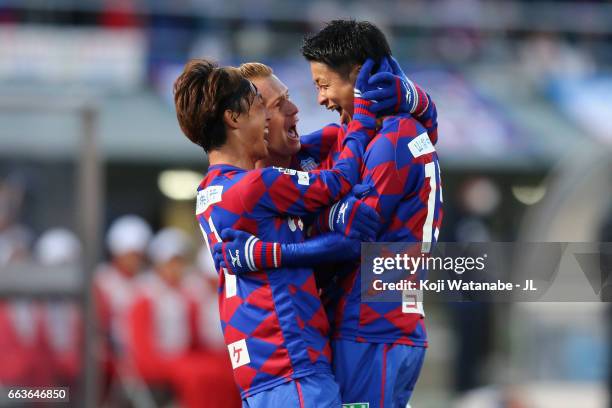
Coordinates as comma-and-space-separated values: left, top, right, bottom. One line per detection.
0, 0, 611, 407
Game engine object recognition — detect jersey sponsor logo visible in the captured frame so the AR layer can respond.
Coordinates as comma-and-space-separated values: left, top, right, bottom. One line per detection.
297, 171, 310, 186
196, 185, 223, 214
227, 339, 250, 369
272, 166, 310, 186
342, 403, 370, 408
273, 166, 297, 176
300, 157, 318, 172
408, 132, 435, 158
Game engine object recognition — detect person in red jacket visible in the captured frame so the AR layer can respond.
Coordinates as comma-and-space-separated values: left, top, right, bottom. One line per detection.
128, 228, 240, 408
35, 228, 83, 387
94, 214, 152, 398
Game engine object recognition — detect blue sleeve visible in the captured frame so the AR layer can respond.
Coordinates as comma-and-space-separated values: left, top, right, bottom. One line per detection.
281, 233, 361, 267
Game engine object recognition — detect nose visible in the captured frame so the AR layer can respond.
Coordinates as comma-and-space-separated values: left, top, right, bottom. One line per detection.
317, 90, 328, 106
285, 99, 299, 116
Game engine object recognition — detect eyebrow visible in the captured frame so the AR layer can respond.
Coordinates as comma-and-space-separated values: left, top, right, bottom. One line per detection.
269, 90, 289, 106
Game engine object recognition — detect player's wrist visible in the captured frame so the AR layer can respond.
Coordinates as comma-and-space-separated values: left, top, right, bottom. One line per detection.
252, 240, 282, 270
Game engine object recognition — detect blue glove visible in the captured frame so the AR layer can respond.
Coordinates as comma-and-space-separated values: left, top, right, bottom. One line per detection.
360, 56, 416, 115
212, 229, 281, 275
352, 58, 378, 129
214, 230, 362, 273
327, 194, 379, 242
351, 183, 373, 199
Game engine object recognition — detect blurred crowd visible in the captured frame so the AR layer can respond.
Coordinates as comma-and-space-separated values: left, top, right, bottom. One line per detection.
0, 181, 240, 407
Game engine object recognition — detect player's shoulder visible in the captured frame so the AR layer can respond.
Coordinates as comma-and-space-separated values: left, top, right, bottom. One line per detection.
379, 113, 427, 140
300, 122, 342, 142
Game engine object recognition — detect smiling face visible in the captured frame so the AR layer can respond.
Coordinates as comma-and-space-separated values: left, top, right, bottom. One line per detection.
234, 88, 271, 162
251, 75, 300, 159
310, 61, 358, 124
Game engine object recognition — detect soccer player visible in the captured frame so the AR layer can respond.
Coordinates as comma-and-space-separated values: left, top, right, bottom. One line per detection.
174, 58, 390, 407
216, 20, 443, 408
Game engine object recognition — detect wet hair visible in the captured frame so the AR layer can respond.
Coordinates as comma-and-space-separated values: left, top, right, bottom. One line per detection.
173, 59, 257, 152
301, 19, 392, 77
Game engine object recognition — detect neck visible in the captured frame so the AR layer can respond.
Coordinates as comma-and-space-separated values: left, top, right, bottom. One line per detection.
208, 146, 256, 170
256, 151, 291, 169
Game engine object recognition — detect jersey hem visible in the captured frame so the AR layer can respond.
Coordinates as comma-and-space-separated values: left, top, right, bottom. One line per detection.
240, 365, 332, 399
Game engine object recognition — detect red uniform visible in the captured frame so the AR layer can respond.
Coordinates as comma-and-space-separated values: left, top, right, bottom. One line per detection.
128, 272, 240, 408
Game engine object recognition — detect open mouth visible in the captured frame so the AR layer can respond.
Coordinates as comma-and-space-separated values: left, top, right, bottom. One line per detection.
263, 127, 270, 144
287, 125, 299, 140
327, 105, 342, 115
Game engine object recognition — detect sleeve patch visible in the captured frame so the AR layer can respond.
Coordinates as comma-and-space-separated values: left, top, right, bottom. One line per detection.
196, 185, 223, 214
408, 132, 435, 158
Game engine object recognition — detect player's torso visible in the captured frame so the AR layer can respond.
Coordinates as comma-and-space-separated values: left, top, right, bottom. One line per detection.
316, 116, 443, 346
195, 165, 331, 397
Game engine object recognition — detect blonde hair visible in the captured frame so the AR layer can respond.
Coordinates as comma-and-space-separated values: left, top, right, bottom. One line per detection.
238, 62, 273, 80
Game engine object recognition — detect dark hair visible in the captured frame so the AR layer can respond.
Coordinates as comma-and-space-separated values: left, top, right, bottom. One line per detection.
301, 20, 392, 77
173, 59, 256, 152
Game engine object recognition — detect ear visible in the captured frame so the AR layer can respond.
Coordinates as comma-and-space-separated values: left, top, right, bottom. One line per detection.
348, 64, 361, 84
223, 109, 240, 130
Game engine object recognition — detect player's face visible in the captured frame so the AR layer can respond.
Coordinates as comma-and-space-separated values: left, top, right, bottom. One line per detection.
237, 90, 271, 162
251, 75, 300, 158
310, 62, 356, 124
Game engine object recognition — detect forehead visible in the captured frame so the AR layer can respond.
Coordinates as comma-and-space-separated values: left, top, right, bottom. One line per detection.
251, 75, 287, 103
309, 61, 345, 83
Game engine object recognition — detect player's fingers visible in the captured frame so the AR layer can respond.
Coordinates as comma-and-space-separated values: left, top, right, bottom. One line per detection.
213, 253, 223, 270
355, 205, 380, 234
369, 99, 396, 113
350, 205, 378, 241
361, 202, 381, 225
358, 58, 376, 83
220, 228, 237, 242
352, 184, 371, 198
213, 242, 223, 254
361, 58, 376, 75
361, 88, 391, 102
376, 57, 392, 74
368, 72, 394, 85
388, 56, 406, 76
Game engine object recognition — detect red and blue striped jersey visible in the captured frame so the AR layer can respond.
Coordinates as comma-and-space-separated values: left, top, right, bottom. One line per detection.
297, 114, 443, 347
195, 126, 368, 398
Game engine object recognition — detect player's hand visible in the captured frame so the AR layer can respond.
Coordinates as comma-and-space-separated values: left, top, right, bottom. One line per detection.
328, 193, 380, 242
352, 58, 378, 130
361, 56, 415, 115
213, 229, 258, 275
214, 229, 282, 274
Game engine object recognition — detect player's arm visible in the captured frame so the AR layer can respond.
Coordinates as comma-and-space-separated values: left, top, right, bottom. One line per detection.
213, 231, 360, 275
296, 123, 342, 168
240, 61, 381, 219
213, 190, 380, 274
240, 117, 371, 218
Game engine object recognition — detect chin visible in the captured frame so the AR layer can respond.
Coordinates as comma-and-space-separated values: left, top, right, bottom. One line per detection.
340, 111, 351, 124
289, 143, 301, 156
